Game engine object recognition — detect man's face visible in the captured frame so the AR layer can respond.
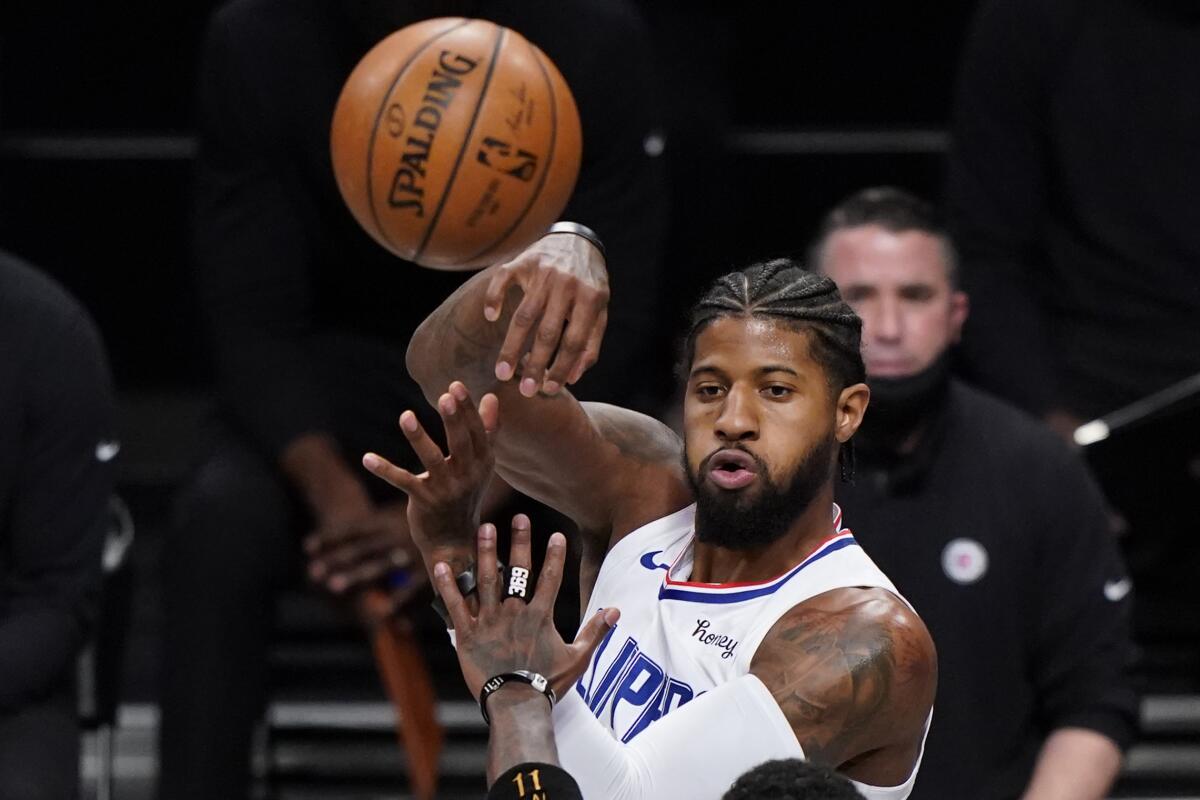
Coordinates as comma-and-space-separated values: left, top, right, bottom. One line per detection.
682, 316, 864, 548
820, 225, 967, 378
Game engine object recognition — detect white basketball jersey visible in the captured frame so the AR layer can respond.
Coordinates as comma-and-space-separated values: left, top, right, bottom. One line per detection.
570, 503, 927, 800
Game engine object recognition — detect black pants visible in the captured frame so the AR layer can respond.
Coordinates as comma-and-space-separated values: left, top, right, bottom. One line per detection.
158, 333, 439, 800
0, 687, 79, 800
157, 333, 579, 799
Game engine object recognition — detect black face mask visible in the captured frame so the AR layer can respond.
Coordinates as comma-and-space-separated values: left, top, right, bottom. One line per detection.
857, 351, 952, 451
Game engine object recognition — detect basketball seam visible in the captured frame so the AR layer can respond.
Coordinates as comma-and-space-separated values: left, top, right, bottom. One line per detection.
413, 23, 507, 263
364, 18, 473, 255
464, 39, 561, 265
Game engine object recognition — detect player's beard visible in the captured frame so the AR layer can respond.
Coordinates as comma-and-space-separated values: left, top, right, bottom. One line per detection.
684, 435, 837, 551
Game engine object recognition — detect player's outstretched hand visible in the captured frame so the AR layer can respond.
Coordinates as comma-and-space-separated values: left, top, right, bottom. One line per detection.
435, 514, 620, 700
483, 230, 609, 398
362, 381, 498, 569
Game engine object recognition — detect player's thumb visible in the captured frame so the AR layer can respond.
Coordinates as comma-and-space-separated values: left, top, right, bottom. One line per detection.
571, 607, 620, 661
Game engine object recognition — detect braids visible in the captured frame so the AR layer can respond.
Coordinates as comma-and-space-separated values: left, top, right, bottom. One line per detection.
683, 258, 865, 392
680, 258, 866, 483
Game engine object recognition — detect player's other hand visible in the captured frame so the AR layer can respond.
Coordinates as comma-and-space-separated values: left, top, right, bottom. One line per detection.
483, 229, 609, 398
362, 381, 499, 567
435, 514, 620, 700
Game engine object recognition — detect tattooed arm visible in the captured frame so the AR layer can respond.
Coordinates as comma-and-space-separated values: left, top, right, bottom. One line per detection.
750, 588, 938, 787
405, 236, 690, 547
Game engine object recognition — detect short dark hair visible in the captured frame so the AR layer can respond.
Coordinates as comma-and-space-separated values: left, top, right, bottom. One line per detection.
723, 759, 864, 800
810, 186, 959, 287
680, 258, 865, 395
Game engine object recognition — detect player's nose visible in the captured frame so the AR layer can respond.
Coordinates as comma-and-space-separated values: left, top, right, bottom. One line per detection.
714, 384, 758, 442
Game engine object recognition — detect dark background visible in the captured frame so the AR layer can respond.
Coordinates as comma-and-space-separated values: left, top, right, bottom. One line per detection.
0, 1, 975, 391
8, 2, 1197, 796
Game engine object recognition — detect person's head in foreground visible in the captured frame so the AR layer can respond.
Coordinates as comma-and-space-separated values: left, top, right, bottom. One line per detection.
679, 258, 869, 547
811, 187, 967, 446
724, 759, 865, 800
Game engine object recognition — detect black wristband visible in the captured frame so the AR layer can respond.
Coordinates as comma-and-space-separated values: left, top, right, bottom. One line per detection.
479, 670, 556, 726
487, 762, 582, 800
431, 561, 507, 628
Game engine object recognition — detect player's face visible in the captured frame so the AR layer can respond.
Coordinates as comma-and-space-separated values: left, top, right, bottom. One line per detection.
682, 317, 849, 547
821, 225, 967, 379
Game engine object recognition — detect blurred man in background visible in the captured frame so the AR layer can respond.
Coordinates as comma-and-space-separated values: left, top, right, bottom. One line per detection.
814, 188, 1138, 800
946, 0, 1200, 675
160, 1, 667, 797
0, 250, 115, 799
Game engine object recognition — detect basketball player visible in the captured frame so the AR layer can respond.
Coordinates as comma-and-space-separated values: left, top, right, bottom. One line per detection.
365, 231, 936, 798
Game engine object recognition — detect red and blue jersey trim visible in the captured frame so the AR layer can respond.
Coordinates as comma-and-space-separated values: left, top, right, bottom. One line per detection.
657, 528, 858, 604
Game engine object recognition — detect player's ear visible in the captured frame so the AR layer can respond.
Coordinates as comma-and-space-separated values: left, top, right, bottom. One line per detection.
835, 382, 870, 443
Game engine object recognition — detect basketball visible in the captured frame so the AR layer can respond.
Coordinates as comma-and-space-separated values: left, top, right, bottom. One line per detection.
330, 18, 582, 271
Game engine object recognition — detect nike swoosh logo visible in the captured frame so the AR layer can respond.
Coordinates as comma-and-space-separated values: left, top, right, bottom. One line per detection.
639, 551, 669, 571
1104, 578, 1132, 602
95, 440, 121, 462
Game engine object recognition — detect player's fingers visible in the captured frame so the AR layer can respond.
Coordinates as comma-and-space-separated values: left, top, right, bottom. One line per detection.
483, 264, 517, 323
495, 278, 548, 384
433, 562, 471, 631
544, 289, 601, 391
477, 392, 501, 439
570, 607, 621, 661
531, 532, 566, 612
570, 307, 607, 385
521, 280, 573, 395
362, 452, 421, 495
436, 390, 475, 464
503, 514, 534, 604
398, 410, 447, 474
476, 523, 501, 612
449, 382, 490, 459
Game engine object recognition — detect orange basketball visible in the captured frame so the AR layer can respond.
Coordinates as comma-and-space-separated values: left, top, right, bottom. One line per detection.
330, 18, 582, 270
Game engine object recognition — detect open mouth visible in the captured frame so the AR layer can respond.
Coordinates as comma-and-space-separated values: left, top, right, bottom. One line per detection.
705, 449, 759, 490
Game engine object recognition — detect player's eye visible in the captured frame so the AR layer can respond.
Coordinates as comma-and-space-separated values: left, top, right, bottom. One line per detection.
695, 384, 725, 399
762, 385, 792, 399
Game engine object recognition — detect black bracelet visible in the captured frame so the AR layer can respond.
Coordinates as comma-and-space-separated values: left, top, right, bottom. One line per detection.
479, 670, 556, 726
431, 561, 507, 628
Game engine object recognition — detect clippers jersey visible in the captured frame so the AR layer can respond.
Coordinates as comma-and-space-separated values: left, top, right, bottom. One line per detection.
569, 503, 928, 800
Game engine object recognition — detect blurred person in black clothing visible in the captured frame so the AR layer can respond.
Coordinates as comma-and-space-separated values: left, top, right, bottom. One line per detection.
814, 189, 1138, 800
161, 1, 667, 797
946, 0, 1200, 435
946, 0, 1200, 648
0, 250, 115, 800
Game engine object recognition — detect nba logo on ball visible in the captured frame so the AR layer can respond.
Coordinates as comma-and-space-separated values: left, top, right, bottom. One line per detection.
941, 538, 988, 585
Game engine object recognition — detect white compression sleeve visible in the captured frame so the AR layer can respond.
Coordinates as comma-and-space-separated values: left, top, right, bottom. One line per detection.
552, 674, 804, 800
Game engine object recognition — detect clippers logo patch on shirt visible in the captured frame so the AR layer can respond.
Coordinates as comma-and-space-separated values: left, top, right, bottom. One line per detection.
575, 626, 697, 743
941, 538, 989, 585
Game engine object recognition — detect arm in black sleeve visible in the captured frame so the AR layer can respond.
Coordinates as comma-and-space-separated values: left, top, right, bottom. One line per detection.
488, 764, 583, 800
1028, 442, 1139, 750
194, 9, 333, 457
552, 2, 669, 413
945, 0, 1069, 415
0, 297, 114, 711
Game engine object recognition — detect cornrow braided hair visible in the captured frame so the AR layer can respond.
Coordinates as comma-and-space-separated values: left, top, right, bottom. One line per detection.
680, 258, 866, 482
